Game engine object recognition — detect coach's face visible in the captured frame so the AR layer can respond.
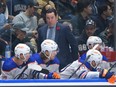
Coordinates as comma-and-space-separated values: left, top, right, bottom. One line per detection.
46, 12, 58, 27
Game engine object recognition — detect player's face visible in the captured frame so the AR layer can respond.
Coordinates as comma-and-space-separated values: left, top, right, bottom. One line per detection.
50, 50, 58, 60
91, 61, 96, 67
91, 60, 100, 69
20, 53, 31, 62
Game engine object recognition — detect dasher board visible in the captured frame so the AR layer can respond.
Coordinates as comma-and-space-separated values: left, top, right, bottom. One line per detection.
0, 79, 116, 87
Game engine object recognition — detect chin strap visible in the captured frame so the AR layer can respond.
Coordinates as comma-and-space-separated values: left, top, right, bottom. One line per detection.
43, 51, 52, 60
22, 54, 27, 62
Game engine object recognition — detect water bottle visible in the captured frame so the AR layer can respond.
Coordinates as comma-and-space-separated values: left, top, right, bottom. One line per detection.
5, 44, 11, 58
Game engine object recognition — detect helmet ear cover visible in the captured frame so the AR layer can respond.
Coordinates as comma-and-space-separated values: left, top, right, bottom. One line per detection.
86, 49, 102, 68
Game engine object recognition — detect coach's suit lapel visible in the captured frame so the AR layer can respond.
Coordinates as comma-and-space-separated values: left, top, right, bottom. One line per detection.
55, 23, 60, 42
43, 25, 48, 39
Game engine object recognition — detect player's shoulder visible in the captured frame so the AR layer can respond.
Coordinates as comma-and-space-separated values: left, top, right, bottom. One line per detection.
2, 57, 17, 71
51, 57, 60, 64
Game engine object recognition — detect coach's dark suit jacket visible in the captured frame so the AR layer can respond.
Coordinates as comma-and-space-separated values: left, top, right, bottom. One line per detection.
37, 22, 78, 70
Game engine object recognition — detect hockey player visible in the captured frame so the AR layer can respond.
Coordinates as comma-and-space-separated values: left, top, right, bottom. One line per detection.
86, 36, 103, 50
32, 39, 60, 73
60, 49, 115, 83
1, 43, 60, 79
80, 36, 110, 70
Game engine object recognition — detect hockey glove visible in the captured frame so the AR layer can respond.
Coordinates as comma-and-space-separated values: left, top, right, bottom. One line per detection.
100, 69, 116, 83
45, 72, 60, 79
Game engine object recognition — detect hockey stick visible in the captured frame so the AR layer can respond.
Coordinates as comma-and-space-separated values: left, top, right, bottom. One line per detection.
17, 63, 49, 79
108, 62, 116, 73
17, 63, 42, 79
69, 55, 91, 79
106, 62, 116, 84
17, 65, 28, 79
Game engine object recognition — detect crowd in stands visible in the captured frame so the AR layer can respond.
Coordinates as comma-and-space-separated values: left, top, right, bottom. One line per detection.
0, 0, 115, 80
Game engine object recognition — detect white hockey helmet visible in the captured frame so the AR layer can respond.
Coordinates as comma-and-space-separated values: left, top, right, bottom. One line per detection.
87, 36, 102, 49
14, 43, 31, 61
41, 39, 58, 59
41, 39, 58, 53
86, 49, 102, 68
